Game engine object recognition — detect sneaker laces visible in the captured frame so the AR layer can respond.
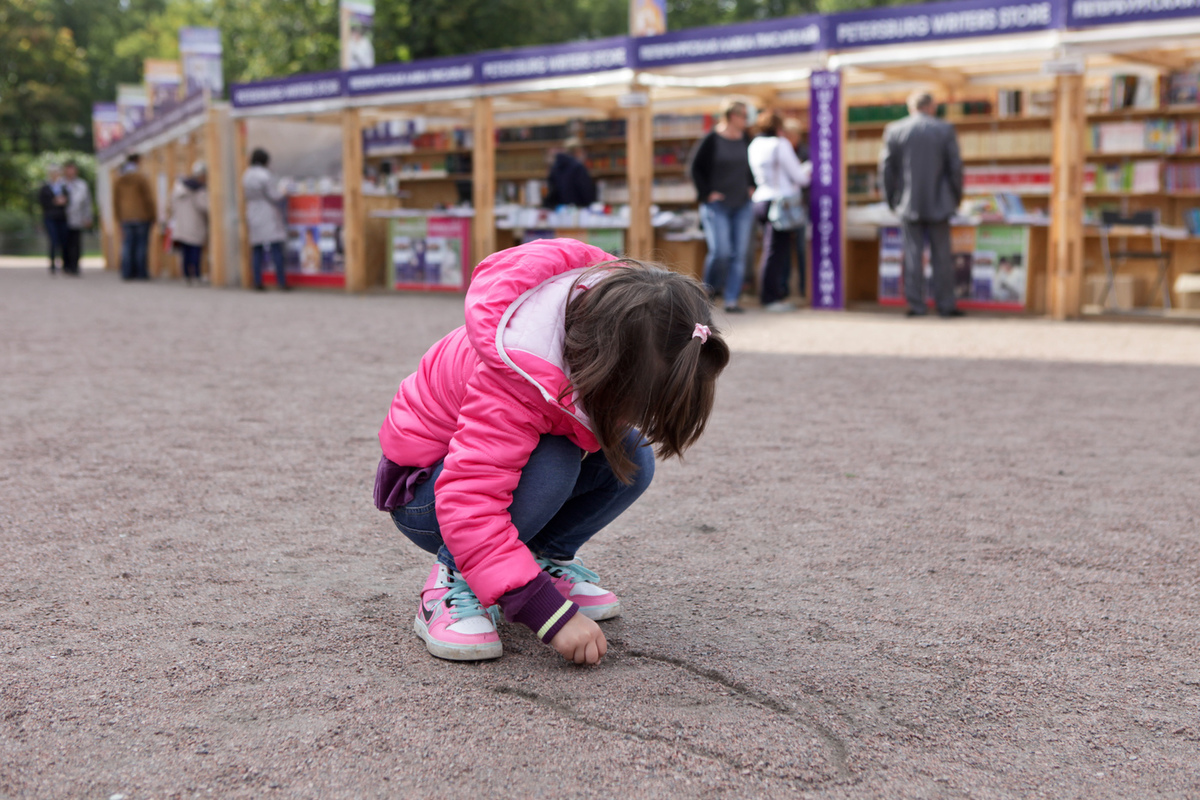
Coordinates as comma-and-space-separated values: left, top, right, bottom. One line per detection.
441, 570, 489, 622
535, 556, 599, 586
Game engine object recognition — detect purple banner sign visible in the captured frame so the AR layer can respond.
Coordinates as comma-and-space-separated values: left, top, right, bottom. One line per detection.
633, 15, 824, 68
477, 37, 630, 84
1067, 0, 1200, 26
346, 54, 476, 97
97, 91, 208, 162
831, 0, 1058, 49
809, 70, 844, 311
231, 72, 345, 109
180, 27, 224, 98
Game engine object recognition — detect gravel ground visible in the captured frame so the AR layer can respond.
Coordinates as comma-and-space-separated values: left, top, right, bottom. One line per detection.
3, 267, 1199, 799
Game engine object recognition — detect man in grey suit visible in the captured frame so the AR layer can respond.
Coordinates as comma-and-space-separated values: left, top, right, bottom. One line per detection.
881, 91, 965, 318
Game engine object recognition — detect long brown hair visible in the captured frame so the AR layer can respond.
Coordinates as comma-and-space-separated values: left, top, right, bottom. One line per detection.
562, 260, 731, 483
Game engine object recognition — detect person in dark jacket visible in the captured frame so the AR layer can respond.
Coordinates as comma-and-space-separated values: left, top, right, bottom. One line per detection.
688, 98, 757, 313
37, 164, 68, 275
880, 91, 965, 318
543, 138, 596, 208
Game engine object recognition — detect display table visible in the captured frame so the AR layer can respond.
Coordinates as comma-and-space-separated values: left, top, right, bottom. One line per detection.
262, 194, 346, 288
847, 205, 1050, 313
371, 208, 474, 291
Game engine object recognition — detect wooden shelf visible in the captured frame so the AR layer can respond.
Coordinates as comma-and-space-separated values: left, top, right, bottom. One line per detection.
396, 172, 471, 181
1086, 151, 1200, 160
848, 153, 1051, 167
848, 115, 1050, 131
391, 147, 470, 156
1084, 190, 1164, 197
1087, 106, 1200, 121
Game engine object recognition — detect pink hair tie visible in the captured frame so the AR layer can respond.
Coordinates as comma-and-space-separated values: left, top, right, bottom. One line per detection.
692, 323, 710, 343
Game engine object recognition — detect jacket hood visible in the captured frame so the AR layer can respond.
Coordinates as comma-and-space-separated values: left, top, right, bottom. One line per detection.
463, 238, 614, 445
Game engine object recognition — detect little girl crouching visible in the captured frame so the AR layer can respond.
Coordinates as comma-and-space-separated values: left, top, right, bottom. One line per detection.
374, 238, 729, 664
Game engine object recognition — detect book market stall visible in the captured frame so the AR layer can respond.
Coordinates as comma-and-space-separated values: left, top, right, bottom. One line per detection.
95, 92, 238, 286
228, 73, 358, 289
223, 0, 1200, 317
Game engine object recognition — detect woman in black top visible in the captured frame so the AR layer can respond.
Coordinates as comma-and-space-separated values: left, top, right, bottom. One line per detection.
688, 99, 756, 313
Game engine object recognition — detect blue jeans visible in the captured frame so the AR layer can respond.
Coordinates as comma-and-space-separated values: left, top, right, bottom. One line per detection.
389, 431, 655, 571
44, 217, 66, 270
700, 200, 755, 307
178, 243, 202, 280
121, 222, 150, 280
252, 242, 287, 288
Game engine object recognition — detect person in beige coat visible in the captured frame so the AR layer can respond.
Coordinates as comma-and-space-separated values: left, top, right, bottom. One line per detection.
170, 161, 209, 285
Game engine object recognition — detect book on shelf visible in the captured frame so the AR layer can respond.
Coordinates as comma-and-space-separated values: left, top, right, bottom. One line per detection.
1165, 163, 1200, 191
1167, 70, 1200, 107
1082, 160, 1162, 193
1186, 208, 1200, 235
1088, 119, 1199, 154
963, 164, 1051, 195
1109, 74, 1160, 112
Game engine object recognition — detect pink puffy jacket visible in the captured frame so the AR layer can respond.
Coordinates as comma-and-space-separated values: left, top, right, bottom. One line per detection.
379, 238, 616, 606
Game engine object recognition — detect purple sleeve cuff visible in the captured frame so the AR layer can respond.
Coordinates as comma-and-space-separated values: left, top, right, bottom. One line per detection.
498, 572, 578, 644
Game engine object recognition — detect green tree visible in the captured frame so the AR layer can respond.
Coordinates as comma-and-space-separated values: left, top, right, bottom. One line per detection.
0, 0, 89, 154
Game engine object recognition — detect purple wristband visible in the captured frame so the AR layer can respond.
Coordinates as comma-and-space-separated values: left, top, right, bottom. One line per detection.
499, 572, 579, 643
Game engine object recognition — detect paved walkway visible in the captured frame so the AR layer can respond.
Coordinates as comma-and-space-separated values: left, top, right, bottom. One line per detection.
3, 268, 1199, 798
0, 255, 106, 270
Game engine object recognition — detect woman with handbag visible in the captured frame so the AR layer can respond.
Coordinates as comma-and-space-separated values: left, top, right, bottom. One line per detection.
749, 111, 812, 312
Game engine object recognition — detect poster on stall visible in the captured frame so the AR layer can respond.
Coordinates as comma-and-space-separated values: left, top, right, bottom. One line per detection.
180, 27, 224, 97
878, 225, 1030, 310
389, 216, 471, 291
976, 226, 1029, 305
92, 103, 123, 151
116, 84, 149, 134
144, 59, 182, 114
341, 0, 376, 70
630, 0, 667, 37
878, 226, 903, 300
282, 195, 345, 287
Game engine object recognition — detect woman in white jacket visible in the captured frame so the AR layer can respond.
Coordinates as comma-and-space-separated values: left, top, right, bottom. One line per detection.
748, 112, 811, 312
170, 161, 209, 284
242, 148, 289, 291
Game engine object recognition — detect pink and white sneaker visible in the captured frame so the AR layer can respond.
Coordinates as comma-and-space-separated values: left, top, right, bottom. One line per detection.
414, 563, 502, 661
536, 556, 622, 621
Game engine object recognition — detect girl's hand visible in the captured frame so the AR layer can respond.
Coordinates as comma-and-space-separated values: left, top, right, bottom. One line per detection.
550, 613, 607, 665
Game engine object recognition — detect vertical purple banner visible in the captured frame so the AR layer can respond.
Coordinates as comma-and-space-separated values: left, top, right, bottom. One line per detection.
809, 70, 844, 311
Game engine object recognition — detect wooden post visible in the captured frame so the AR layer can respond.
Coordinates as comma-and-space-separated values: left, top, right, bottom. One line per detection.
342, 107, 367, 292
233, 118, 251, 288
204, 106, 230, 287
104, 166, 120, 272
1048, 72, 1085, 320
184, 133, 198, 178
472, 96, 497, 272
164, 140, 180, 279
147, 148, 164, 278
625, 88, 654, 260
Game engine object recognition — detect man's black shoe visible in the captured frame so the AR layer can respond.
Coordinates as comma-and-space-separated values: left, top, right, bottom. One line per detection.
939, 309, 966, 318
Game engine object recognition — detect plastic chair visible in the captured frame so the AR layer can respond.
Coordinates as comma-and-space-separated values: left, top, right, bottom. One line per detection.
1098, 210, 1171, 310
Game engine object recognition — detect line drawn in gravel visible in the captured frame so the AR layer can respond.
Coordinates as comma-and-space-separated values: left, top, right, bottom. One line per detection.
493, 638, 853, 786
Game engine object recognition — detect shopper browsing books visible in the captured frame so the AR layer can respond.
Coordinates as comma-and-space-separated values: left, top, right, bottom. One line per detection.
880, 91, 965, 318
242, 149, 290, 291
543, 138, 597, 209
749, 111, 812, 312
688, 98, 757, 313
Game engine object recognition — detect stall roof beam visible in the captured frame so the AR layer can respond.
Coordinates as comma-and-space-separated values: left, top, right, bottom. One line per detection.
1107, 49, 1193, 72
866, 65, 969, 90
